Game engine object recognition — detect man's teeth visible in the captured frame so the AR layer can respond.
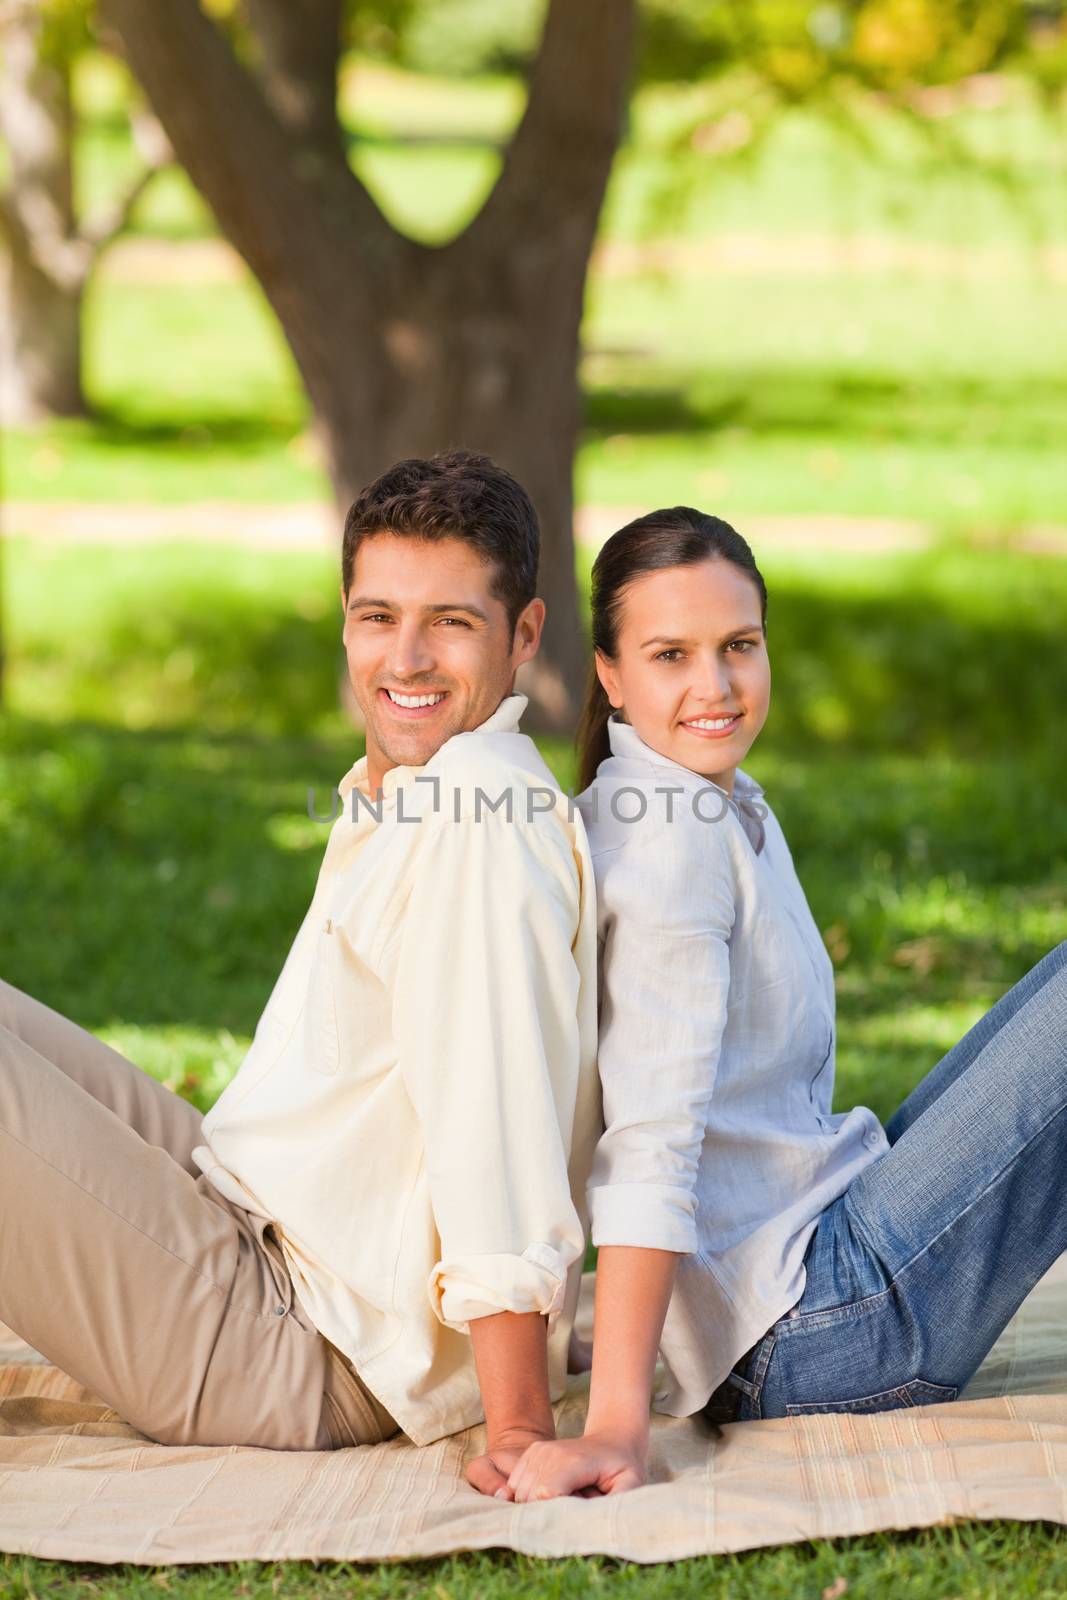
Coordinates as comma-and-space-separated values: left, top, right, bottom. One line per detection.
386, 690, 447, 708
685, 715, 739, 731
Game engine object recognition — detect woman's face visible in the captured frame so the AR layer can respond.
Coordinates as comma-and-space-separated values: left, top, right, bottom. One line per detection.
596, 557, 771, 796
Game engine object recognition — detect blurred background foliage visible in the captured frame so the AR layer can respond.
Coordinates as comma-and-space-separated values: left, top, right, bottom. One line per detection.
2, 0, 1066, 1133
2, 5, 1067, 1591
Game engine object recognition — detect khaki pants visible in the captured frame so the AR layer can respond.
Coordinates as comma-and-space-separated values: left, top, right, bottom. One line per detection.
0, 979, 397, 1450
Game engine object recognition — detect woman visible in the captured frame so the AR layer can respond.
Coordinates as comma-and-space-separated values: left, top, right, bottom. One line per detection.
507, 506, 1067, 1503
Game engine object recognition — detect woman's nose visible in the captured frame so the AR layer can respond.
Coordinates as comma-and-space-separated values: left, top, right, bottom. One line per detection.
691, 656, 734, 702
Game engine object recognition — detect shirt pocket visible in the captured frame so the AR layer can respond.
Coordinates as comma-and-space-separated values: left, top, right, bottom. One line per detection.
304, 916, 341, 1076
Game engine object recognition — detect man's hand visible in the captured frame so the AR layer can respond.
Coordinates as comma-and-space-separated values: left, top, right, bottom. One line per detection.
466, 1426, 556, 1499
465, 1309, 556, 1498
505, 1431, 647, 1502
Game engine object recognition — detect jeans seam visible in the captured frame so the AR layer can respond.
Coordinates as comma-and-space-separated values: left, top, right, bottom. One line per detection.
742, 1332, 777, 1419
852, 1095, 1067, 1284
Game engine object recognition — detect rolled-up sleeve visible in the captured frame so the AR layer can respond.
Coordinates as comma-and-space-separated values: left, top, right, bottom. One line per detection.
392, 805, 587, 1333
589, 820, 735, 1254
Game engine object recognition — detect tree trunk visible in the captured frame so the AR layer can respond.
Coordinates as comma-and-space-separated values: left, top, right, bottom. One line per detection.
0, 2, 86, 424
243, 0, 345, 155
99, 0, 635, 730
0, 235, 85, 425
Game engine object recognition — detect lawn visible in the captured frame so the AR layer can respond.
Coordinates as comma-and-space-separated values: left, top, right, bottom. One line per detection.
2, 44, 1067, 1600
4, 60, 1067, 532
2, 532, 1066, 1591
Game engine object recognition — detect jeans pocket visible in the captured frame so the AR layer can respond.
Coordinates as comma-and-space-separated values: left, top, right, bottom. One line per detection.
785, 1377, 958, 1416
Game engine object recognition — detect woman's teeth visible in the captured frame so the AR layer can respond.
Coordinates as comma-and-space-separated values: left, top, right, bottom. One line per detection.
684, 714, 740, 731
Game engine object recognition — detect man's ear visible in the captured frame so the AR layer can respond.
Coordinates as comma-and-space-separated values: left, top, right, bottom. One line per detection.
512, 597, 546, 666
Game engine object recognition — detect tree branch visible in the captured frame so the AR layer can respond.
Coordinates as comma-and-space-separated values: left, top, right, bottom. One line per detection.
242, 0, 345, 155
84, 111, 174, 256
0, 186, 23, 247
0, 178, 91, 289
99, 0, 398, 293
469, 0, 636, 251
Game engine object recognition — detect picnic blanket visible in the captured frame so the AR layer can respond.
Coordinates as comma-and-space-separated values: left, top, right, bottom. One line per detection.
2, 1261, 1065, 1566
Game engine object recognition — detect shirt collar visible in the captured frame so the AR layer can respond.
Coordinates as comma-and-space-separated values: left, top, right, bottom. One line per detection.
605, 713, 761, 795
603, 712, 766, 851
338, 692, 529, 803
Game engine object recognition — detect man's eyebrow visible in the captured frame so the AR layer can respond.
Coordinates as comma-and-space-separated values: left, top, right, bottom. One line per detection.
347, 596, 491, 623
639, 625, 763, 649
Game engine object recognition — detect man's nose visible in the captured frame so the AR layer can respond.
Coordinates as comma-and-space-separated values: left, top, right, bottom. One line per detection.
387, 623, 436, 678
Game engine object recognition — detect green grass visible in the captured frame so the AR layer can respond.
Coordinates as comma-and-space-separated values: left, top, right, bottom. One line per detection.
3, 1522, 1067, 1600
7, 266, 1067, 528
5, 61, 1067, 528
3, 545, 1066, 1590
4, 532, 1065, 1115
3, 47, 1067, 1599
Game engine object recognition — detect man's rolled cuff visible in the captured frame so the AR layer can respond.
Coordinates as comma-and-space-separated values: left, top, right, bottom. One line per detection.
428, 1242, 570, 1333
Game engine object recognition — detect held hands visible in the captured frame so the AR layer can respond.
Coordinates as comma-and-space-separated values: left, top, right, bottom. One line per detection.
465, 1426, 555, 1500
505, 1430, 647, 1502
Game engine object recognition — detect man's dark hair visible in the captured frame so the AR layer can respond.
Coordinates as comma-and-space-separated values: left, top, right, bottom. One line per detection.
341, 450, 540, 636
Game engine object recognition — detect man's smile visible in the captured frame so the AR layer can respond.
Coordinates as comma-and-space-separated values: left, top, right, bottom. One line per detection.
379, 687, 451, 719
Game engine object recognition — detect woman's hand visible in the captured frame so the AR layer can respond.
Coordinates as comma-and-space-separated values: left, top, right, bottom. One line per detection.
465, 1426, 555, 1499
506, 1431, 647, 1502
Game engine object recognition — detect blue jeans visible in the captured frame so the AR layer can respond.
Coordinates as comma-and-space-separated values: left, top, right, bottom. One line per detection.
707, 939, 1067, 1422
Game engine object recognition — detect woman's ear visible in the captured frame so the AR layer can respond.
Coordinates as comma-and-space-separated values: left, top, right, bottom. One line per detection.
594, 649, 623, 711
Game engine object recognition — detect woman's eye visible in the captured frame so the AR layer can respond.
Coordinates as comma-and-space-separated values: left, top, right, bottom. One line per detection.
727, 639, 755, 653
654, 649, 683, 663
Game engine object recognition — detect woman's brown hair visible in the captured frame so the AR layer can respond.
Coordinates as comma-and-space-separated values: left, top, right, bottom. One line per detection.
575, 507, 767, 792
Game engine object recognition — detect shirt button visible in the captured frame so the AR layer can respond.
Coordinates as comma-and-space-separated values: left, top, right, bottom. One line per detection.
864, 1130, 882, 1150
274, 1305, 286, 1317
654, 1389, 669, 1403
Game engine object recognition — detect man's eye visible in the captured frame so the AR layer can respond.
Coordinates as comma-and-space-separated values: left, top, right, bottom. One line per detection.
360, 614, 391, 623
438, 617, 471, 628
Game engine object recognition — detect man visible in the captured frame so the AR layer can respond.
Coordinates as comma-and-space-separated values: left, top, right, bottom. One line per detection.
0, 451, 600, 1499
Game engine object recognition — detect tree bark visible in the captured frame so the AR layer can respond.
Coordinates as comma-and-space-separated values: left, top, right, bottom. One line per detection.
99, 0, 635, 730
243, 0, 345, 155
0, 2, 85, 424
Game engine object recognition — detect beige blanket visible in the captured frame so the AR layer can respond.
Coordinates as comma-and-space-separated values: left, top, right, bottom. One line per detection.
2, 1263, 1066, 1565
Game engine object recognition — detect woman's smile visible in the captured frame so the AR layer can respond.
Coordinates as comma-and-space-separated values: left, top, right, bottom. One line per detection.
679, 712, 744, 739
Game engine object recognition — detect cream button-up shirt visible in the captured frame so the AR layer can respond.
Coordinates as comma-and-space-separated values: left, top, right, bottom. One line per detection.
576, 714, 888, 1417
193, 693, 601, 1444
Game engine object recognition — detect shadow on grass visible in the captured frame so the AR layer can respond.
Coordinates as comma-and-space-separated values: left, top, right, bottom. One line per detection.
4, 549, 1065, 1088
583, 365, 1067, 449
1, 715, 353, 1039
83, 405, 303, 453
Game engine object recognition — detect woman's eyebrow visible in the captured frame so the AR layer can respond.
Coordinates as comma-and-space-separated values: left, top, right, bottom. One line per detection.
639, 625, 763, 648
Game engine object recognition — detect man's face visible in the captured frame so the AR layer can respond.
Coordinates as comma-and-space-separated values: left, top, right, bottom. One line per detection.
341, 533, 544, 791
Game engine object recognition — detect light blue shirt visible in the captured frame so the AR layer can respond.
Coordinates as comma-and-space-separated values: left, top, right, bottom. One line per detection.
575, 714, 888, 1417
